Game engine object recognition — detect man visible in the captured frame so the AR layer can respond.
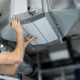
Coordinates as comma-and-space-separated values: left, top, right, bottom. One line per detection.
0, 19, 37, 74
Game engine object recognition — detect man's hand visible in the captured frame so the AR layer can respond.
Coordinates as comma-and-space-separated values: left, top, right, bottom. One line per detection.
11, 18, 37, 48
24, 35, 37, 48
11, 19, 23, 34
26, 35, 37, 43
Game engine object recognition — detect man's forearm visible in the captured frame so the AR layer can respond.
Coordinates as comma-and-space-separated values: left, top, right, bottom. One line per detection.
13, 32, 25, 60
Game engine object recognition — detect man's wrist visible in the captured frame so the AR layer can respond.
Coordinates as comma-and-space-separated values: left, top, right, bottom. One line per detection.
16, 31, 23, 36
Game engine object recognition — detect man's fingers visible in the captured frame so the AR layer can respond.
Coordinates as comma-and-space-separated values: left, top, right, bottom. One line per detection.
29, 35, 37, 40
31, 36, 37, 40
12, 17, 19, 23
25, 35, 37, 42
11, 18, 21, 27
16, 18, 20, 24
29, 35, 37, 38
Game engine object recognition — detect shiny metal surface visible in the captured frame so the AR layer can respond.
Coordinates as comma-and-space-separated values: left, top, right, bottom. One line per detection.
48, 0, 73, 11
47, 0, 80, 37
74, 0, 80, 9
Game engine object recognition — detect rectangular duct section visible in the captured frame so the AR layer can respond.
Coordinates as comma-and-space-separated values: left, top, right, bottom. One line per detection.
1, 17, 58, 45
23, 17, 58, 45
